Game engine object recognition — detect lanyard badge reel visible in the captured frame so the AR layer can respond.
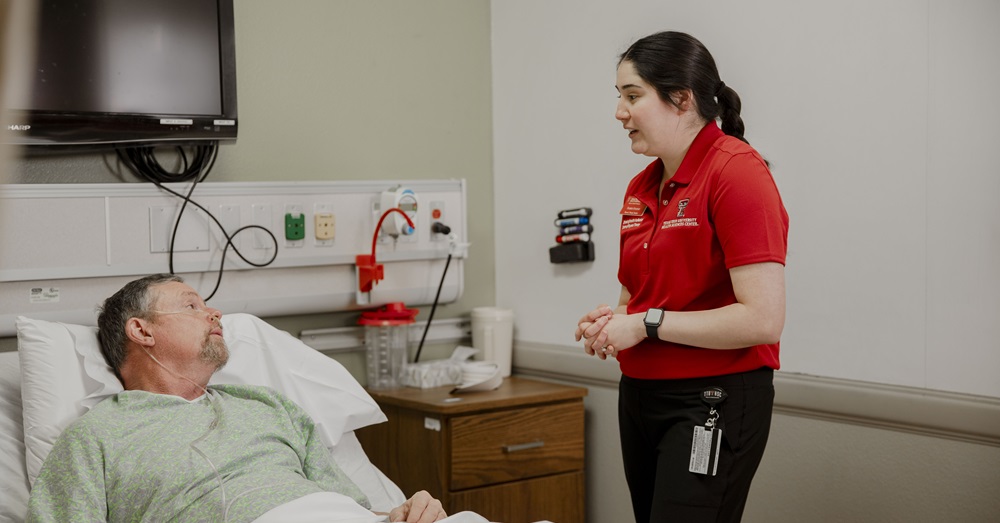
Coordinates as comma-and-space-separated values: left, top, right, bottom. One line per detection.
689, 387, 727, 476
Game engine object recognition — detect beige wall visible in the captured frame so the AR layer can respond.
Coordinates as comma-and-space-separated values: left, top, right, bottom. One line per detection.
1, 0, 495, 351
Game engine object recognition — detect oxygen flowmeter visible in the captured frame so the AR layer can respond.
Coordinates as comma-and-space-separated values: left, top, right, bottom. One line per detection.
379, 186, 418, 237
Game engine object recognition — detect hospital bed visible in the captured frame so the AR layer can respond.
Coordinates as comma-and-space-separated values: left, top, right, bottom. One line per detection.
0, 313, 442, 522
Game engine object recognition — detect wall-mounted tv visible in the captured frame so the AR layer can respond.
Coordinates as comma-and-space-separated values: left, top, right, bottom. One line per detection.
3, 0, 237, 147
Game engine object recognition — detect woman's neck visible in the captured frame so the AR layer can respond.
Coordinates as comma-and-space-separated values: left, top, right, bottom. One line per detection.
659, 118, 706, 181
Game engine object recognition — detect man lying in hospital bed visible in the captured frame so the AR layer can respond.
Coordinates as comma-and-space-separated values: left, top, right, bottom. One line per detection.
5, 274, 492, 523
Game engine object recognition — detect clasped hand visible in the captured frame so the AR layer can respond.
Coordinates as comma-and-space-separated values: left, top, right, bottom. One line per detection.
387, 490, 447, 522
574, 305, 644, 360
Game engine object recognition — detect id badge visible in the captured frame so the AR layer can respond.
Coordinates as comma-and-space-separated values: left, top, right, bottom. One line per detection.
689, 425, 723, 476
689, 386, 727, 476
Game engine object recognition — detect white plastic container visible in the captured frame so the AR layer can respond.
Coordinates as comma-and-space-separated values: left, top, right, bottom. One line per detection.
471, 307, 514, 377
359, 302, 417, 390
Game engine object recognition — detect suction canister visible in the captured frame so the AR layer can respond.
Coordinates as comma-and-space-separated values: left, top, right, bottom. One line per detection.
358, 302, 418, 390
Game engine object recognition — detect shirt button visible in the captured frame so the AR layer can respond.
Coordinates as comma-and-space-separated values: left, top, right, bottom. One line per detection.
662, 199, 669, 205
669, 183, 676, 188
643, 243, 648, 249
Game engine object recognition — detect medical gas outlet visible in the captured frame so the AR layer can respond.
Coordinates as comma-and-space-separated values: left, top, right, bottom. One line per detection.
378, 187, 417, 238
285, 212, 305, 240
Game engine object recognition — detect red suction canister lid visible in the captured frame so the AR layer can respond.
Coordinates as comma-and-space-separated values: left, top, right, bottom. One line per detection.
358, 302, 418, 326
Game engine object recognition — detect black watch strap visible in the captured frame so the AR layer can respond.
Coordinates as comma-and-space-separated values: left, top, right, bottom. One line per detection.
645, 322, 659, 340
644, 308, 664, 340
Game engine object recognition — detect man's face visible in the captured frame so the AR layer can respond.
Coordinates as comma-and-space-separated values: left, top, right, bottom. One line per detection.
146, 281, 229, 371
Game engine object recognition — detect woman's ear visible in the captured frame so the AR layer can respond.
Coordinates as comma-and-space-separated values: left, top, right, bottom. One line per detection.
125, 317, 155, 348
671, 89, 696, 113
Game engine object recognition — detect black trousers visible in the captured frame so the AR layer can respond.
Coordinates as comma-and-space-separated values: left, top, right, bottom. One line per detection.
618, 367, 774, 523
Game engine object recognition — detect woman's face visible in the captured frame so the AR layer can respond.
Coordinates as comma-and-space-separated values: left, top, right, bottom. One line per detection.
615, 60, 685, 160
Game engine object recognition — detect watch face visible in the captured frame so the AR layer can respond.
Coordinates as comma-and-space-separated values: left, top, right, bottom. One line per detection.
645, 308, 663, 325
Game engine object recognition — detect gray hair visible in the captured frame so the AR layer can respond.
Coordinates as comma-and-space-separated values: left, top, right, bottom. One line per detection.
97, 274, 183, 378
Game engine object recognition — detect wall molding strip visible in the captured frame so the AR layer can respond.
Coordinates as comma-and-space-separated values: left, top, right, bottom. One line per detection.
513, 341, 1000, 447
300, 318, 471, 354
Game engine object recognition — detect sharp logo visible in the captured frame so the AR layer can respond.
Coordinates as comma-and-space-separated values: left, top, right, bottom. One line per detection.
7, 124, 31, 131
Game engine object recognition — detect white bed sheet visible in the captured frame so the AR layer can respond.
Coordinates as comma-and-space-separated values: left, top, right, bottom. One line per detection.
253, 492, 491, 523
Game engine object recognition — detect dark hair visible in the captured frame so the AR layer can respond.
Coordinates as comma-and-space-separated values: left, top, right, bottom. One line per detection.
620, 31, 749, 144
97, 274, 183, 377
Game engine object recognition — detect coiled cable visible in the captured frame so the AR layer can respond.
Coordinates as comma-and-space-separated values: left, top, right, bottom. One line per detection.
115, 143, 279, 301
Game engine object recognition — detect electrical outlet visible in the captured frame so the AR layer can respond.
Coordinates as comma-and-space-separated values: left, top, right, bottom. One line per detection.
314, 213, 335, 241
314, 203, 335, 246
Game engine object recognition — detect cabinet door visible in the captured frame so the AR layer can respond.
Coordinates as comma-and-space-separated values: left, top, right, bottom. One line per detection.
447, 471, 585, 523
357, 405, 450, 500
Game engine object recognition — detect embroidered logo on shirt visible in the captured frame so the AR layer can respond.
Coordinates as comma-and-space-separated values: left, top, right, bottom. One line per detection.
676, 199, 690, 217
662, 218, 698, 229
622, 217, 644, 231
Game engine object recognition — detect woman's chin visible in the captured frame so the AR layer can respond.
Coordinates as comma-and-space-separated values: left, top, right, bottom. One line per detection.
631, 144, 656, 158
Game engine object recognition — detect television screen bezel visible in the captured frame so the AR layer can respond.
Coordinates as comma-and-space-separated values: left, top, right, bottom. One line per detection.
3, 0, 238, 147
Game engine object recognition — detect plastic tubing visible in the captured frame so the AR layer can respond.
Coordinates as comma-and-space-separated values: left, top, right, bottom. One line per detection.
370, 207, 416, 266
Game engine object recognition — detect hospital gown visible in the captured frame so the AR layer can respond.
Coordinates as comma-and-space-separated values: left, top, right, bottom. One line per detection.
27, 384, 368, 523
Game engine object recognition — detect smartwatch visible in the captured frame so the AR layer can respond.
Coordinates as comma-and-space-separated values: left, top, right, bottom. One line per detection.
643, 308, 664, 340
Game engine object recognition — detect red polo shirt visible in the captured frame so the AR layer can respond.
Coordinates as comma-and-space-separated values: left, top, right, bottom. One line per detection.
617, 122, 789, 379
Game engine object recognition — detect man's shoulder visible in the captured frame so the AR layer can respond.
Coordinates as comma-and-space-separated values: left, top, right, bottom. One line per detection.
56, 395, 123, 442
210, 383, 293, 407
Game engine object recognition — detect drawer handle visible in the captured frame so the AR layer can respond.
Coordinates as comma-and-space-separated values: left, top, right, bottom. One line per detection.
503, 440, 545, 453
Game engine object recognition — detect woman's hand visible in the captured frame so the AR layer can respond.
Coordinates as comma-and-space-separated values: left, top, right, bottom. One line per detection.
577, 306, 647, 359
575, 305, 616, 359
387, 490, 447, 523
596, 313, 645, 357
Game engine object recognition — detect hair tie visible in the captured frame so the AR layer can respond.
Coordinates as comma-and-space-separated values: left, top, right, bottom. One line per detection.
715, 81, 727, 97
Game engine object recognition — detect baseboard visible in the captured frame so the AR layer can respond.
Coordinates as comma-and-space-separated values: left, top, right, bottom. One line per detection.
513, 341, 1000, 447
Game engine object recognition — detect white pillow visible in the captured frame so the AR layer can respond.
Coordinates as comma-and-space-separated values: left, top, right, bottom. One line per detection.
16, 313, 395, 506
0, 351, 29, 522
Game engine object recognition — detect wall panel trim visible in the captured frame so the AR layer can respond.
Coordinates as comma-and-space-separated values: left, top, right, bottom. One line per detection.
514, 341, 1000, 447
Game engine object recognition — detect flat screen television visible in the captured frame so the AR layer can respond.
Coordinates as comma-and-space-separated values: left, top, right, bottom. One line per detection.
3, 0, 237, 147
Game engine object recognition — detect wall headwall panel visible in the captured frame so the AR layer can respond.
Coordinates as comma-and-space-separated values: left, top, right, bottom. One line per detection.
0, 179, 467, 335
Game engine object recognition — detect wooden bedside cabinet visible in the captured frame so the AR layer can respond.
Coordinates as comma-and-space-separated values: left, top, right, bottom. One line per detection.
356, 377, 588, 523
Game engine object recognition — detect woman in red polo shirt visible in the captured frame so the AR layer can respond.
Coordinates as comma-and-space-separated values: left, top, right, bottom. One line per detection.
575, 31, 789, 523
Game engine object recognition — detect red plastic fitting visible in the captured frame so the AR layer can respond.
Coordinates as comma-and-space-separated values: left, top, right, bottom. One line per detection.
355, 207, 415, 292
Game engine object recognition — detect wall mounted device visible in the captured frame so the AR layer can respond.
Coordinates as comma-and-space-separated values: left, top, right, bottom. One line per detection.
377, 186, 418, 238
2, 0, 238, 146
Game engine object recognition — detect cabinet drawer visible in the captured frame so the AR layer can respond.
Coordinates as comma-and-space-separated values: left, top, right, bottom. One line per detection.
450, 401, 584, 490
447, 470, 585, 523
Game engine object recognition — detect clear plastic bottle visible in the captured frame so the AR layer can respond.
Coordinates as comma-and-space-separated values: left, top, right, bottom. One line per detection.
358, 302, 418, 390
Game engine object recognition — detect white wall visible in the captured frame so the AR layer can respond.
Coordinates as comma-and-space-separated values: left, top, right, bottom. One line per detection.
492, 0, 1000, 399
494, 1, 1000, 522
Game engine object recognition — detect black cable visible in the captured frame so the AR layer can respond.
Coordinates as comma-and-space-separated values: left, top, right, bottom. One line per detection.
115, 143, 279, 301
166, 145, 215, 274
414, 223, 454, 363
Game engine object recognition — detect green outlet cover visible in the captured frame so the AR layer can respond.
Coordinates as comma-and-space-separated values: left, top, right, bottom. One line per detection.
285, 213, 305, 240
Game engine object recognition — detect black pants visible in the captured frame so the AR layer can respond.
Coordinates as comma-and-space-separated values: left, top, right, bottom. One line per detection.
618, 368, 774, 523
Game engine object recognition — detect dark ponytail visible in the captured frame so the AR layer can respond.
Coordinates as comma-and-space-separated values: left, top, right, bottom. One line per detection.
620, 31, 750, 144
715, 82, 747, 144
